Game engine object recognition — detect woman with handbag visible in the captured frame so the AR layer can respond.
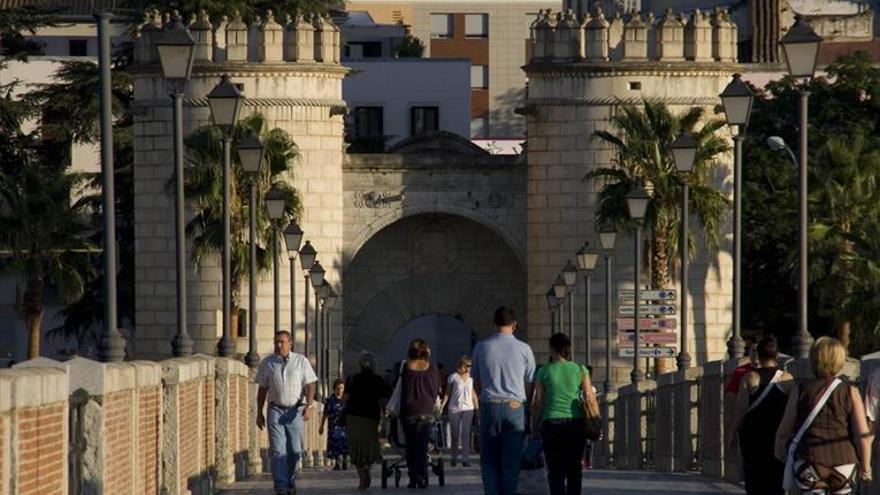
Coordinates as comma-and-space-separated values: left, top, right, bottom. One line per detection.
400, 339, 443, 489
530, 333, 598, 495
774, 337, 873, 494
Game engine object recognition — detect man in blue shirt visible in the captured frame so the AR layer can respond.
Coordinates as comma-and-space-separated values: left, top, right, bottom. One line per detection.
472, 307, 536, 495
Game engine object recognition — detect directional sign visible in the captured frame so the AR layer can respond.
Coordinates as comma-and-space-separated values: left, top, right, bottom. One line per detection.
619, 347, 677, 358
617, 318, 677, 330
618, 332, 678, 345
617, 289, 677, 301
618, 304, 676, 316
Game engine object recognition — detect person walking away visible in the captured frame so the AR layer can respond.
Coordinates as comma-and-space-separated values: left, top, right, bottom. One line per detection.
775, 337, 873, 494
472, 307, 536, 495
400, 338, 443, 489
728, 336, 793, 494
344, 352, 391, 490
319, 378, 349, 471
255, 331, 318, 495
530, 333, 594, 495
442, 355, 478, 467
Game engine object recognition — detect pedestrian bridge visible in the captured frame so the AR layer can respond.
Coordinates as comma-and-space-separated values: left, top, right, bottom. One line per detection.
0, 352, 874, 494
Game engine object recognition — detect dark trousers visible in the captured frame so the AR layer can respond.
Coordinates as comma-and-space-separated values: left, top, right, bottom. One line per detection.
541, 418, 586, 495
403, 415, 434, 482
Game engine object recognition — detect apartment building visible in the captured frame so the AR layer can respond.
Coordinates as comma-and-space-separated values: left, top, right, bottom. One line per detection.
345, 0, 559, 141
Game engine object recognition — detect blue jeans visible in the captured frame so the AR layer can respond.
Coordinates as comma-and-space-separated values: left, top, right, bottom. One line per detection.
479, 401, 525, 495
267, 405, 305, 493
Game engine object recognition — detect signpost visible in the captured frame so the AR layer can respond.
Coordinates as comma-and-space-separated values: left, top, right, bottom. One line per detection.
617, 289, 677, 301
618, 332, 678, 345
619, 347, 677, 358
618, 304, 676, 316
616, 318, 677, 330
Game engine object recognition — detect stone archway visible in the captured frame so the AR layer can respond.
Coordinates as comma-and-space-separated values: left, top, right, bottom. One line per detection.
343, 213, 526, 374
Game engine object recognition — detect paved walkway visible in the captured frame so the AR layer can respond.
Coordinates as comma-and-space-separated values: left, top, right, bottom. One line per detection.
218, 465, 744, 494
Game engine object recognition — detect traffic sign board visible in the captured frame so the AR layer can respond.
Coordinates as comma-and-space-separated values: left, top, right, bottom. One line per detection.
618, 304, 676, 316
619, 347, 677, 358
618, 332, 678, 345
617, 289, 677, 301
617, 318, 677, 330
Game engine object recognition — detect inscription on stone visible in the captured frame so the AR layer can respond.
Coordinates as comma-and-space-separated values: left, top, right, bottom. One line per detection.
353, 191, 406, 208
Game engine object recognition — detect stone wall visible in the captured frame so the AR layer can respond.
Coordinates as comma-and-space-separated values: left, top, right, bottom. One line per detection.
130, 10, 347, 360
2, 356, 328, 495
525, 8, 737, 373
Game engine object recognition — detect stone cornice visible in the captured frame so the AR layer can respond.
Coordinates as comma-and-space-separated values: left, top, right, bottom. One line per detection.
129, 62, 351, 78
524, 61, 741, 77
132, 97, 347, 109
524, 96, 721, 107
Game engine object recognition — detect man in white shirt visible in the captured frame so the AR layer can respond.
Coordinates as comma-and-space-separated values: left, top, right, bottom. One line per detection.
256, 331, 318, 495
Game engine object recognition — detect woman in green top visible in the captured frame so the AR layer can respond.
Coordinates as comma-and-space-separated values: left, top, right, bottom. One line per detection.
530, 333, 596, 495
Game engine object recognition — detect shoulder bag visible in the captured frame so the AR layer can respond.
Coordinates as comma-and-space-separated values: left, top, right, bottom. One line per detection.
579, 365, 603, 441
385, 360, 406, 417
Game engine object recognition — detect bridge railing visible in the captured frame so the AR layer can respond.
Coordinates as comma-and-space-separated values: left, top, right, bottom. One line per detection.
593, 353, 879, 490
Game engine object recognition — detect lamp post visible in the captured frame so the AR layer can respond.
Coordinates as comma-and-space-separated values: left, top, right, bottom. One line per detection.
237, 133, 264, 367
720, 73, 754, 361
546, 289, 558, 333
309, 260, 326, 362
324, 284, 338, 382
207, 75, 244, 358
284, 223, 304, 351
562, 260, 579, 351
95, 11, 126, 362
316, 280, 329, 398
157, 16, 196, 357
670, 131, 699, 369
299, 241, 317, 357
576, 243, 599, 366
626, 183, 650, 385
265, 186, 287, 335
597, 224, 617, 393
780, 15, 822, 359
552, 274, 568, 334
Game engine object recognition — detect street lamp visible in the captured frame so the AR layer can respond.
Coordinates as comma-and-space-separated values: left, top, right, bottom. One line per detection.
563, 259, 579, 346
208, 75, 245, 358
597, 223, 617, 393
576, 243, 599, 366
671, 131, 699, 370
310, 260, 325, 363
284, 222, 304, 351
780, 16, 822, 359
720, 74, 754, 362
265, 185, 287, 335
158, 17, 196, 357
546, 289, 559, 333
299, 241, 317, 358
552, 274, 568, 332
237, 132, 264, 367
626, 183, 650, 384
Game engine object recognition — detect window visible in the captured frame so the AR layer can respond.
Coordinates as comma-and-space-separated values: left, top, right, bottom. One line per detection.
68, 39, 88, 57
345, 42, 383, 60
411, 106, 439, 135
470, 116, 489, 138
430, 14, 453, 39
470, 65, 488, 89
354, 107, 383, 138
465, 14, 488, 38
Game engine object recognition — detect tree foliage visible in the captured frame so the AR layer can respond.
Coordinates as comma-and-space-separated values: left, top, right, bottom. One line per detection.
125, 0, 341, 22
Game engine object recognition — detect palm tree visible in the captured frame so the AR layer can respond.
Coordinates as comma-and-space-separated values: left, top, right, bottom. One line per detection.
586, 100, 730, 288
183, 113, 302, 341
0, 162, 97, 359
808, 133, 880, 351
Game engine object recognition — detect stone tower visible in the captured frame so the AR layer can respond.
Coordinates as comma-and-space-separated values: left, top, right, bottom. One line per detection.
129, 10, 346, 359
524, 8, 738, 385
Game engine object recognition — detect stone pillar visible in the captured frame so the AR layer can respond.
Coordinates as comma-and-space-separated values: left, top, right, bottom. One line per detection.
286, 13, 314, 62
226, 11, 248, 61
190, 10, 213, 62
213, 15, 229, 62
314, 15, 335, 63
585, 8, 609, 61
654, 372, 675, 472
553, 9, 579, 62
215, 358, 250, 486
614, 384, 630, 468
134, 11, 161, 64
533, 10, 554, 61
0, 366, 68, 495
711, 8, 735, 62
699, 360, 724, 478
247, 370, 263, 475
656, 8, 685, 61
684, 9, 712, 62
622, 10, 648, 60
673, 366, 702, 472
259, 10, 284, 62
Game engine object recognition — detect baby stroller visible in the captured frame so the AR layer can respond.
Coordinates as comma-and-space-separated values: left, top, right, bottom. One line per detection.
380, 416, 446, 488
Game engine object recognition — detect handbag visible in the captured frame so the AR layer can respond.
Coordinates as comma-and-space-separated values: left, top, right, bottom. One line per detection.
580, 365, 603, 441
782, 378, 842, 490
385, 360, 406, 417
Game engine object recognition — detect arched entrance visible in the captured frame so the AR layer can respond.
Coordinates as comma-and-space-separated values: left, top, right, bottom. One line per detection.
384, 315, 475, 373
343, 213, 526, 374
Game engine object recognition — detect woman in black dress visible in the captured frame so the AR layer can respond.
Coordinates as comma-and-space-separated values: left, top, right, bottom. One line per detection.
729, 336, 793, 494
